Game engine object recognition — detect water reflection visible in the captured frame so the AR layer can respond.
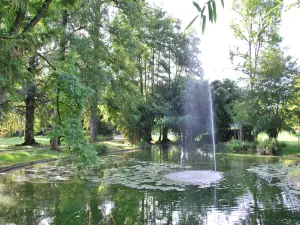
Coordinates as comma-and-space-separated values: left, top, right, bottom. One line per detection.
0, 145, 300, 224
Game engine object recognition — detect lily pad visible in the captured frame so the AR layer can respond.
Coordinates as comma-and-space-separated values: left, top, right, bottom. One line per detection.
248, 163, 300, 193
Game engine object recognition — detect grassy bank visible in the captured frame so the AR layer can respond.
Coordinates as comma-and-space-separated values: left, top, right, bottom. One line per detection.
0, 136, 50, 152
102, 140, 139, 153
258, 131, 299, 156
279, 141, 300, 156
0, 136, 137, 168
0, 150, 60, 167
0, 136, 58, 168
0, 136, 50, 146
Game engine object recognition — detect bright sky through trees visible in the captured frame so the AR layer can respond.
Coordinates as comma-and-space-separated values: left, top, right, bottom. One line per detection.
148, 0, 300, 82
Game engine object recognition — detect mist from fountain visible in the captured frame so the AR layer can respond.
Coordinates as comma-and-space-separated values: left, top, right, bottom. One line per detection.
165, 81, 222, 186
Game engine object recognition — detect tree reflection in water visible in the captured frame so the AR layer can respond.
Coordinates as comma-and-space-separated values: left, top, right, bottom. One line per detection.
1, 145, 300, 224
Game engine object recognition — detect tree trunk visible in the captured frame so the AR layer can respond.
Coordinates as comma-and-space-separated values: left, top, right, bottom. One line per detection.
50, 85, 60, 150
22, 82, 37, 145
139, 55, 143, 96
168, 45, 171, 89
50, 138, 59, 150
89, 94, 98, 143
162, 126, 169, 143
0, 89, 6, 105
51, 10, 67, 150
144, 58, 147, 98
152, 49, 155, 91
143, 129, 152, 143
158, 127, 162, 142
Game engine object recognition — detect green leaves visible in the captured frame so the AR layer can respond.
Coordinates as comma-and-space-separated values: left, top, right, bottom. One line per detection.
207, 0, 217, 23
188, 0, 224, 33
192, 1, 201, 12
202, 15, 206, 34
221, 0, 224, 8
208, 1, 213, 22
212, 1, 217, 22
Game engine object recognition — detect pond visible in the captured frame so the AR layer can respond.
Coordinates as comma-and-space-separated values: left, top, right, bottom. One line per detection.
1, 144, 300, 225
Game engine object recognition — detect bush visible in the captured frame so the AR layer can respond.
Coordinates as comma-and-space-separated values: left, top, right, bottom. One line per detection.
257, 138, 279, 155
226, 139, 256, 153
92, 143, 109, 155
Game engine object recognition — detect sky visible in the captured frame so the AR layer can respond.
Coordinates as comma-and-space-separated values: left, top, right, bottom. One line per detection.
148, 0, 300, 82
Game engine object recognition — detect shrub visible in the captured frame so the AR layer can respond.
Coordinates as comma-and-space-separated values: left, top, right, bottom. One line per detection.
257, 138, 279, 155
92, 143, 109, 155
226, 139, 256, 153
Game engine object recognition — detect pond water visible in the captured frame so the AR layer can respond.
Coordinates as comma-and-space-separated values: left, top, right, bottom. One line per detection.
1, 144, 300, 225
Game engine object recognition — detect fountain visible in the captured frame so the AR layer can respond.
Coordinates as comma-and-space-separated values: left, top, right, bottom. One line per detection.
208, 84, 217, 171
165, 81, 222, 186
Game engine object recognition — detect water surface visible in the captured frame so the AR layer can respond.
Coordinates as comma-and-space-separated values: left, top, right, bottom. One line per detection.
1, 145, 300, 225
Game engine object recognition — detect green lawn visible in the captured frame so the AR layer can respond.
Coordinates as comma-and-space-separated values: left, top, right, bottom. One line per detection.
279, 141, 300, 156
0, 150, 60, 167
0, 136, 50, 152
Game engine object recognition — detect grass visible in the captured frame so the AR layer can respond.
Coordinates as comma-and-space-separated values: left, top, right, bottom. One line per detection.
279, 141, 300, 156
0, 149, 60, 167
258, 131, 298, 141
151, 133, 177, 142
0, 136, 50, 152
0, 136, 59, 168
251, 131, 300, 156
102, 140, 138, 152
277, 132, 300, 156
0, 136, 50, 146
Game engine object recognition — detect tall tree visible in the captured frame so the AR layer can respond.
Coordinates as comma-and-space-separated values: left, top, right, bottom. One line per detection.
252, 48, 299, 138
230, 0, 282, 90
0, 0, 53, 105
211, 79, 240, 141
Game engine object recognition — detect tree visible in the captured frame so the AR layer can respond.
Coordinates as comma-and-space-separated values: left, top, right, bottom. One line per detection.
230, 0, 282, 90
0, 0, 56, 145
211, 79, 240, 141
252, 48, 299, 138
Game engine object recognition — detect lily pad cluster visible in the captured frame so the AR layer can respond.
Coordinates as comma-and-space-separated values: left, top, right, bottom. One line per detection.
101, 159, 219, 191
248, 163, 300, 194
0, 156, 221, 192
0, 156, 128, 183
13, 164, 78, 183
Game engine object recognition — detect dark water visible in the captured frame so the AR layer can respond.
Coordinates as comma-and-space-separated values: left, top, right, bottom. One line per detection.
1, 145, 300, 225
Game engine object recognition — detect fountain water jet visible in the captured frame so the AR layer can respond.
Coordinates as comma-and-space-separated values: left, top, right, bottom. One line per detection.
208, 85, 217, 171
165, 82, 221, 186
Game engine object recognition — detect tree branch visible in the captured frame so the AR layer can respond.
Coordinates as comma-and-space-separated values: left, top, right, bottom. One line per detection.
36, 53, 56, 71
10, 0, 28, 35
231, 25, 249, 42
22, 0, 53, 33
